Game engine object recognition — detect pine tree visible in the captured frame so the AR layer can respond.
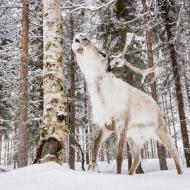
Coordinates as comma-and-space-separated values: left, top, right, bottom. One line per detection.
68, 15, 76, 170
159, 0, 190, 167
141, 0, 168, 171
17, 0, 29, 168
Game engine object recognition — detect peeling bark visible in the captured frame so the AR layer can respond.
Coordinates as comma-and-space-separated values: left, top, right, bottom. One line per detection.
34, 0, 68, 164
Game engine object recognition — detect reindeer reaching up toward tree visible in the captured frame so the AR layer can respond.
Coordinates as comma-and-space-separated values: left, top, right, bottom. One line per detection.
72, 33, 182, 175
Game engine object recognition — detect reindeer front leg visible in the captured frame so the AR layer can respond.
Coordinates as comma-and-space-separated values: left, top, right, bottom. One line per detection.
88, 126, 112, 172
116, 128, 126, 174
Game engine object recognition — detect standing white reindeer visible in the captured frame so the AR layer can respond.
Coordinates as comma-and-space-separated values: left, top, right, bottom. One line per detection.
72, 33, 182, 175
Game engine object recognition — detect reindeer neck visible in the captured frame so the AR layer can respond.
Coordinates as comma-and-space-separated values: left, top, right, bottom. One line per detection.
85, 72, 113, 101
77, 58, 107, 85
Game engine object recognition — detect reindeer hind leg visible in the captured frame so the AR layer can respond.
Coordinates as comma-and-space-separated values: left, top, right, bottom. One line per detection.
127, 137, 141, 175
156, 128, 183, 174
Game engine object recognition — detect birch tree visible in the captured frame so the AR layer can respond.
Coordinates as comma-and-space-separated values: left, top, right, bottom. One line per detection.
34, 0, 68, 164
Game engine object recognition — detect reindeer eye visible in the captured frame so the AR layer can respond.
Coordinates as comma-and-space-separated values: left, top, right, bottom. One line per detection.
99, 51, 107, 58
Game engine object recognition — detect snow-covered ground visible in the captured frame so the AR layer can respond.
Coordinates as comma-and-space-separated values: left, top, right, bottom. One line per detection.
0, 159, 189, 190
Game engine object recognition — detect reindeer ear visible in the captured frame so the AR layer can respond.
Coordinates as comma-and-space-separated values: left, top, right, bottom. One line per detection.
110, 57, 125, 68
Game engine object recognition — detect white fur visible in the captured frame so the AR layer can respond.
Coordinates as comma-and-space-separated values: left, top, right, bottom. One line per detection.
72, 35, 161, 139
72, 35, 183, 175
127, 127, 159, 147
75, 47, 130, 126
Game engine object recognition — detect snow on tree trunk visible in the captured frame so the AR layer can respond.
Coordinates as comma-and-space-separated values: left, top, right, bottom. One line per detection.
0, 134, 2, 165
17, 0, 29, 168
68, 15, 76, 170
84, 82, 90, 165
141, 0, 168, 171
34, 0, 68, 164
160, 0, 190, 167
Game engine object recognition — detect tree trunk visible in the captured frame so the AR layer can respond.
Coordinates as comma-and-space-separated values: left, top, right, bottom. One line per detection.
34, 0, 68, 164
141, 0, 168, 170
150, 140, 155, 158
7, 141, 10, 166
85, 125, 90, 165
168, 87, 178, 150
0, 134, 2, 165
127, 143, 132, 171
69, 15, 76, 170
160, 0, 190, 167
84, 83, 90, 165
184, 66, 190, 105
136, 162, 144, 174
17, 0, 29, 168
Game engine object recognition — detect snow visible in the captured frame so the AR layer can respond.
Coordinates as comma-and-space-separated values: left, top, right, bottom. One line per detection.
0, 159, 189, 190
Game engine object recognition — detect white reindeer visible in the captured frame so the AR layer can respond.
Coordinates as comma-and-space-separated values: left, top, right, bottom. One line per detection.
72, 33, 182, 175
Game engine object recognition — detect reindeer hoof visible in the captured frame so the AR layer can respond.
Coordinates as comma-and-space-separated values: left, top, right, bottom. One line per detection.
88, 162, 99, 172
128, 170, 135, 175
177, 169, 183, 175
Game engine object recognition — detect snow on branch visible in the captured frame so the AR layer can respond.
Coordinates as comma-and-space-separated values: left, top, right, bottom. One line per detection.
62, 0, 117, 16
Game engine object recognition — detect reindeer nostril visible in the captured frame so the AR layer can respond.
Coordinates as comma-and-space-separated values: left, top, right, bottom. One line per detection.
75, 39, 80, 43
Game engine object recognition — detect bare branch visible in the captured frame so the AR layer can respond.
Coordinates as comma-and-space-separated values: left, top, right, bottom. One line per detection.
62, 0, 117, 17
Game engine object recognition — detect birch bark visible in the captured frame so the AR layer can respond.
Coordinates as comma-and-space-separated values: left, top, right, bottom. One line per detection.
34, 0, 68, 164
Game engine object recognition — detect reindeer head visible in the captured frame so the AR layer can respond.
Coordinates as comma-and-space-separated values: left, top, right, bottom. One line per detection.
72, 33, 158, 83
72, 34, 110, 75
